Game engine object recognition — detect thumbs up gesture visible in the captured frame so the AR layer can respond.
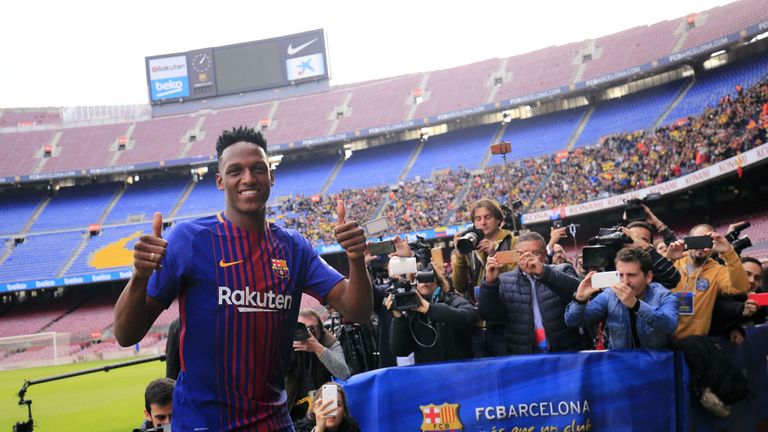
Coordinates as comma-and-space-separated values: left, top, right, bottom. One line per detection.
334, 200, 366, 259
133, 212, 168, 279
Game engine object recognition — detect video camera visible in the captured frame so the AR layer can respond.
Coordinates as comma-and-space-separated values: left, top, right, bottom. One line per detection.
582, 226, 632, 270
501, 200, 524, 234
386, 237, 438, 312
725, 221, 752, 255
624, 193, 660, 222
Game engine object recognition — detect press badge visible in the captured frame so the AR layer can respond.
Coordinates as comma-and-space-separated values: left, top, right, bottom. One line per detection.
675, 292, 694, 315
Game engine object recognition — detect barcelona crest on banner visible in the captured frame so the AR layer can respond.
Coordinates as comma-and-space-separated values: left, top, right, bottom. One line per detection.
420, 403, 463, 431
271, 258, 289, 279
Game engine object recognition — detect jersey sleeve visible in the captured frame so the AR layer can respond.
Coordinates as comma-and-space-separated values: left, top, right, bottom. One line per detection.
296, 235, 344, 302
147, 223, 190, 308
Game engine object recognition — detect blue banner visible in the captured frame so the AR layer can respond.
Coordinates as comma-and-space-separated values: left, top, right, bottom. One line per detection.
343, 350, 677, 431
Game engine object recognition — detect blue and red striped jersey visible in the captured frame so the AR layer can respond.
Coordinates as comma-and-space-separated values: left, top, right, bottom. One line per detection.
148, 213, 343, 431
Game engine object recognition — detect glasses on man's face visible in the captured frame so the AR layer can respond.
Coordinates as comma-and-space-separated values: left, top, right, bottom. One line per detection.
518, 250, 545, 257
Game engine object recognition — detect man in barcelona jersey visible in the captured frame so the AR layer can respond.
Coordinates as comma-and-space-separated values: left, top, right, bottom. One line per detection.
114, 126, 372, 431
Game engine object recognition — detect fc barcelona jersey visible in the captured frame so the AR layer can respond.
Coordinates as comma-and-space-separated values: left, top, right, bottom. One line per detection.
147, 213, 343, 431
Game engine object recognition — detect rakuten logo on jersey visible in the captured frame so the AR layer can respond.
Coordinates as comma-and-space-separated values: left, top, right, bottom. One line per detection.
218, 286, 293, 313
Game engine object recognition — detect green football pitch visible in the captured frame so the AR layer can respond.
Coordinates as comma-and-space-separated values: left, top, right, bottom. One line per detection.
0, 357, 167, 432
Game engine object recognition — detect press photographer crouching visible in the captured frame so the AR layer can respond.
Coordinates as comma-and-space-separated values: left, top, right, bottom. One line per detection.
386, 255, 478, 364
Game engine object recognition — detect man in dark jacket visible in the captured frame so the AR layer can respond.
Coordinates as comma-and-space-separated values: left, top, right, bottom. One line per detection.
387, 265, 478, 364
480, 232, 585, 354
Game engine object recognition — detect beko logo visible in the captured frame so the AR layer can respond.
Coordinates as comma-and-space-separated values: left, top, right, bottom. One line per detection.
218, 286, 293, 312
154, 80, 184, 97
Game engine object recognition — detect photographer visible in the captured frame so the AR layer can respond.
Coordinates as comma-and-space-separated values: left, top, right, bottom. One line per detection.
386, 264, 478, 364
620, 221, 680, 289
133, 378, 174, 432
450, 199, 517, 358
667, 224, 750, 340
565, 248, 678, 349
480, 232, 586, 354
451, 199, 517, 296
287, 308, 350, 421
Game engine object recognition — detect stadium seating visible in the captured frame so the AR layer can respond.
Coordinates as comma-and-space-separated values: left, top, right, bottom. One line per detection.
493, 42, 582, 101
680, 0, 768, 51
411, 59, 501, 119
0, 130, 57, 176
173, 175, 223, 218
271, 153, 339, 200
187, 103, 273, 159
264, 91, 347, 145
574, 80, 687, 148
113, 115, 198, 165
326, 139, 418, 194
40, 123, 128, 172
334, 75, 422, 132
30, 182, 121, 232
663, 55, 768, 123
500, 107, 588, 159
104, 177, 188, 224
64, 223, 151, 277
0, 109, 61, 127
0, 291, 88, 338
0, 231, 83, 283
0, 190, 45, 235
580, 19, 680, 82
407, 123, 498, 180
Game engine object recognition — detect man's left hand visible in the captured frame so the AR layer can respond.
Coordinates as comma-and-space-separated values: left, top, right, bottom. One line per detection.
610, 282, 638, 309
477, 239, 495, 256
413, 290, 431, 314
711, 231, 733, 254
621, 227, 650, 249
334, 200, 366, 259
292, 332, 324, 356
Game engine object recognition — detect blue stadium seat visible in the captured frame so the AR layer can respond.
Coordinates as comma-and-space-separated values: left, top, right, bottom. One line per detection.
0, 191, 45, 235
105, 177, 189, 224
575, 80, 687, 148
271, 154, 339, 200
327, 140, 418, 193
0, 231, 83, 283
407, 124, 498, 180
500, 107, 587, 159
65, 223, 152, 276
663, 56, 768, 123
30, 183, 121, 232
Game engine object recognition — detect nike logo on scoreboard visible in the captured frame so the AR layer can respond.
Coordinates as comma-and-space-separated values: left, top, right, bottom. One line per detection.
287, 38, 318, 56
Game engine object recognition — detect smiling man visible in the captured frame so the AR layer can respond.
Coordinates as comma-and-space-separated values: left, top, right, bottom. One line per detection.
114, 126, 372, 432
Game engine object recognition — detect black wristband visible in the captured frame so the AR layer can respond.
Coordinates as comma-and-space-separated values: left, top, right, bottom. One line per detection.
573, 294, 588, 305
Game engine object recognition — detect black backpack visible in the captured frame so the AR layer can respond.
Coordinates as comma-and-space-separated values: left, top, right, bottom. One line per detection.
674, 335, 750, 405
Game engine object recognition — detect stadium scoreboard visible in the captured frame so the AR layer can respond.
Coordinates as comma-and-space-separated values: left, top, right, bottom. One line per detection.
145, 29, 328, 104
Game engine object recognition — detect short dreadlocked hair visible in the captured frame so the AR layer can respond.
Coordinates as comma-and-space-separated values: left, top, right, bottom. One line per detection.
215, 126, 268, 161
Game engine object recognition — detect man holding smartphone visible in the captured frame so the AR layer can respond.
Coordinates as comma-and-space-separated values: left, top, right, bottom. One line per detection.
564, 248, 678, 349
667, 224, 750, 339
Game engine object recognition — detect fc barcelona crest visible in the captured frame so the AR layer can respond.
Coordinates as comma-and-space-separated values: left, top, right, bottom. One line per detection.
271, 258, 290, 279
420, 403, 463, 431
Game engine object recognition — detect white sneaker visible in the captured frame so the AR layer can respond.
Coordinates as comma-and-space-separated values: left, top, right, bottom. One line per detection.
699, 387, 732, 418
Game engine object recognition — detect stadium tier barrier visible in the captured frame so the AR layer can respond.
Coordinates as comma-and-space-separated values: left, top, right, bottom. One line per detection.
344, 325, 768, 432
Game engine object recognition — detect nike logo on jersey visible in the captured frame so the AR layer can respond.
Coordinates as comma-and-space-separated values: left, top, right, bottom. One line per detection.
287, 38, 318, 56
219, 259, 244, 268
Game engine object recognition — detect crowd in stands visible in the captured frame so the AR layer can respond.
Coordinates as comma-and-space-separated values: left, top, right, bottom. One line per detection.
271, 77, 767, 243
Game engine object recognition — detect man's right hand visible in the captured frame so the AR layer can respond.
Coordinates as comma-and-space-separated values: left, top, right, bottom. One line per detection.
485, 255, 501, 284
384, 294, 403, 318
575, 271, 600, 302
133, 212, 167, 279
548, 227, 567, 249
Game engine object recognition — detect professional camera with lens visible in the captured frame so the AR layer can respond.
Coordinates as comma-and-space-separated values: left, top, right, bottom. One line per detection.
456, 227, 485, 255
582, 226, 632, 270
387, 278, 420, 312
725, 221, 752, 255
624, 193, 660, 222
